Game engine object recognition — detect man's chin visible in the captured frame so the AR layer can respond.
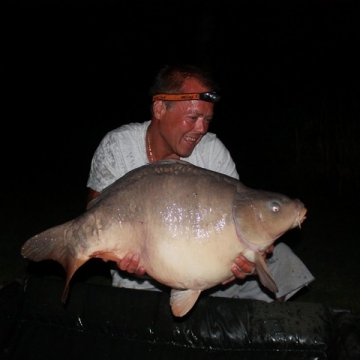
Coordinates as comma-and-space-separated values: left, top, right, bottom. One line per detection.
180, 150, 194, 158
180, 144, 197, 157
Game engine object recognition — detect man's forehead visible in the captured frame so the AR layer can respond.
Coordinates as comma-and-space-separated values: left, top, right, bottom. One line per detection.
172, 99, 214, 115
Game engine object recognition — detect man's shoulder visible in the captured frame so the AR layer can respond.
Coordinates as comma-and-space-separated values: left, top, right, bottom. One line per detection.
198, 132, 222, 147
109, 121, 149, 137
202, 132, 217, 140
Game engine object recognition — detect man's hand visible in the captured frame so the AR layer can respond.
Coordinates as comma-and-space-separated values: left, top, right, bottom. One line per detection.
116, 253, 146, 277
222, 245, 275, 285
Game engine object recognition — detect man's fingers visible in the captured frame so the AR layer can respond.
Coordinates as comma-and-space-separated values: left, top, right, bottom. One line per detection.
266, 244, 275, 254
231, 266, 248, 279
233, 255, 255, 274
228, 249, 275, 282
118, 253, 140, 272
262, 245, 274, 260
135, 266, 146, 277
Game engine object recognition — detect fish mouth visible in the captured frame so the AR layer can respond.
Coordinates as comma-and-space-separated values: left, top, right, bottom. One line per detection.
294, 206, 307, 229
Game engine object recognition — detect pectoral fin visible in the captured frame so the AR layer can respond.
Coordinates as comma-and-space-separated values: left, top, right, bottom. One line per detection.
254, 252, 279, 293
90, 251, 122, 263
63, 252, 122, 303
62, 258, 88, 303
170, 289, 201, 317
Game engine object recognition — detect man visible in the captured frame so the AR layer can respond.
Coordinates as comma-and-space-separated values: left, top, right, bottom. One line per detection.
86, 64, 314, 301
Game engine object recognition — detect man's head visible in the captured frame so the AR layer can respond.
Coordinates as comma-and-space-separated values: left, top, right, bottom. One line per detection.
149, 64, 220, 113
148, 65, 220, 159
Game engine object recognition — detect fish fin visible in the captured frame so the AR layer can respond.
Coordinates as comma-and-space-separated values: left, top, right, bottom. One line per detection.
89, 251, 121, 263
21, 222, 89, 303
61, 258, 88, 303
170, 289, 201, 317
254, 252, 279, 293
21, 221, 83, 269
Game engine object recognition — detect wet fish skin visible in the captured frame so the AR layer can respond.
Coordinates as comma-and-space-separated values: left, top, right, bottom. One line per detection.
21, 159, 307, 317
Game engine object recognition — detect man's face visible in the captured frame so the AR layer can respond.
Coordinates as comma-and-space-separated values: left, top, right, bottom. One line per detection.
158, 78, 214, 158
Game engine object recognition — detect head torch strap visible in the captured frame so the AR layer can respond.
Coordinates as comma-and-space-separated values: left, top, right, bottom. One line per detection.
152, 92, 220, 103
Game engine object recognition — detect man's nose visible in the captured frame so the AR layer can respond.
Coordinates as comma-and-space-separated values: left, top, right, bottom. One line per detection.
194, 118, 209, 133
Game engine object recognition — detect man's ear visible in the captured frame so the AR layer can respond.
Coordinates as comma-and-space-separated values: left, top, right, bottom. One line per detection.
153, 100, 166, 118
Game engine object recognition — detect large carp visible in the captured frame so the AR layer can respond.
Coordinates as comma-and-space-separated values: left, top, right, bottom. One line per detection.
21, 159, 306, 317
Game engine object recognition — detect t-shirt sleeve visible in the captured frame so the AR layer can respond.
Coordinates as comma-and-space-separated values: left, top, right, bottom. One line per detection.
199, 134, 239, 180
212, 138, 239, 179
86, 132, 124, 192
86, 122, 148, 192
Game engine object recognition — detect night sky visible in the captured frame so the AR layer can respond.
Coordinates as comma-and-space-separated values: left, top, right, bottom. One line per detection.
1, 0, 359, 202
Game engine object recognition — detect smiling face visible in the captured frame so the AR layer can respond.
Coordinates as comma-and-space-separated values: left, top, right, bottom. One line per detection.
151, 77, 214, 159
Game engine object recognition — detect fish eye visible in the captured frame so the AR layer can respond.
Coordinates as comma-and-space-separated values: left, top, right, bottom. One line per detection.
271, 202, 281, 212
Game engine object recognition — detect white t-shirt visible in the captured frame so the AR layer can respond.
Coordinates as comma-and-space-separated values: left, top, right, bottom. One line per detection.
87, 120, 239, 193
87, 120, 239, 290
86, 121, 314, 300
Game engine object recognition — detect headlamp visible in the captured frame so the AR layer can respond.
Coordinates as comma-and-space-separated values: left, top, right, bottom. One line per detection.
152, 92, 221, 103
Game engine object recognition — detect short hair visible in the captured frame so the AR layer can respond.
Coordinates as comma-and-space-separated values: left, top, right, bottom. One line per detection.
149, 64, 220, 110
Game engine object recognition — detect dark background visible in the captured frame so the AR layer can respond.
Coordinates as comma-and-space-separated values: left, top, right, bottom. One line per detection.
1, 0, 360, 313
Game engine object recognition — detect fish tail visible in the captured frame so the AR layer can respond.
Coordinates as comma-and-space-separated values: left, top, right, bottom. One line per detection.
21, 221, 73, 265
21, 220, 88, 302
